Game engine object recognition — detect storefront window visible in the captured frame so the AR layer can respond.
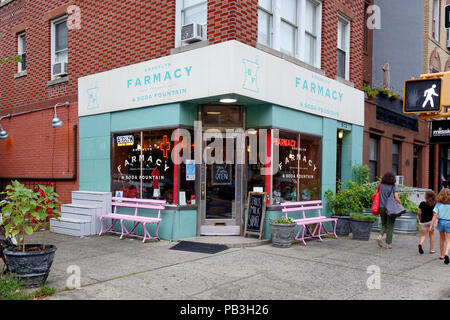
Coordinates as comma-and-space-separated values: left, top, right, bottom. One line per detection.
112, 132, 142, 199
298, 134, 321, 201
272, 131, 300, 204
270, 131, 321, 204
112, 128, 195, 205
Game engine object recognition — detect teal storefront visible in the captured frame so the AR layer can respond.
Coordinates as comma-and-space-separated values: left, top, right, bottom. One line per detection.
78, 41, 364, 241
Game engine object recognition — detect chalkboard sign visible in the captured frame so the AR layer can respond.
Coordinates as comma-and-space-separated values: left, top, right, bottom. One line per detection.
244, 192, 267, 240
211, 164, 232, 185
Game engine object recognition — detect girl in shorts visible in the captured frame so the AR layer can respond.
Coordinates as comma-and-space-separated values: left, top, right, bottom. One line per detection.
430, 188, 450, 264
418, 191, 436, 254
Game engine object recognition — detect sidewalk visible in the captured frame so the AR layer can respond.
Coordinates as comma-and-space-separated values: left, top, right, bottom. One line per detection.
4, 231, 450, 300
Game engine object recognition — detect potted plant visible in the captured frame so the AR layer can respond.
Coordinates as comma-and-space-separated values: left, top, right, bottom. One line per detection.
269, 216, 296, 248
1, 181, 61, 287
325, 184, 360, 236
362, 84, 377, 101
349, 213, 378, 241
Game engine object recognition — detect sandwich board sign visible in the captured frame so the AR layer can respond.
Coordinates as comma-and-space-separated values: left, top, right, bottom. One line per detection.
403, 78, 442, 114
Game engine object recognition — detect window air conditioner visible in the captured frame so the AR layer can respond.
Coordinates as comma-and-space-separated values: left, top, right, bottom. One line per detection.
181, 23, 204, 43
395, 175, 404, 185
52, 62, 68, 77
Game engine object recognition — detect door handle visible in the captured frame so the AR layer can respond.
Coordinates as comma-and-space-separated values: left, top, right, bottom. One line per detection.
201, 182, 205, 200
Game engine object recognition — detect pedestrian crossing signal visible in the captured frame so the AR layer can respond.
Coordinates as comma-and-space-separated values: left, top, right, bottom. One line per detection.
403, 78, 442, 114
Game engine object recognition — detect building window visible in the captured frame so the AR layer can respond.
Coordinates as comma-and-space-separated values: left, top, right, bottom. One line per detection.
304, 0, 319, 66
271, 131, 321, 204
258, 0, 273, 47
257, 0, 322, 68
369, 137, 378, 182
280, 0, 298, 56
175, 0, 207, 47
112, 128, 195, 205
337, 17, 350, 80
433, 0, 440, 41
392, 141, 400, 175
17, 32, 26, 73
182, 0, 207, 26
51, 16, 68, 79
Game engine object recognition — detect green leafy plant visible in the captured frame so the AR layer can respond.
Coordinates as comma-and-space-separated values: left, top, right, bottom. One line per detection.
363, 84, 378, 99
1, 181, 61, 252
0, 55, 22, 65
325, 165, 378, 215
271, 216, 294, 224
350, 213, 378, 222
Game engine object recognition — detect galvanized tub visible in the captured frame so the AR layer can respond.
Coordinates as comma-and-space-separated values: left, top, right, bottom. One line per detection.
371, 212, 417, 234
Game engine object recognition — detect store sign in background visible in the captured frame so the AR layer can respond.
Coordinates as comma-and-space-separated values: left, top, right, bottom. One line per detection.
430, 120, 450, 144
79, 41, 364, 126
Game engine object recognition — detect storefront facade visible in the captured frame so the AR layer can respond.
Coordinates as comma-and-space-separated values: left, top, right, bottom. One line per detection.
78, 40, 364, 240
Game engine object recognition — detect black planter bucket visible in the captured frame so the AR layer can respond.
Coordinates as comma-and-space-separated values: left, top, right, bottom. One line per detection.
3, 244, 57, 287
349, 219, 374, 241
332, 216, 351, 236
269, 222, 296, 248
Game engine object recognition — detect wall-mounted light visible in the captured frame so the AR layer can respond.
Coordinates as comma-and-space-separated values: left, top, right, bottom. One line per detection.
52, 102, 70, 128
219, 97, 237, 104
0, 114, 11, 140
0, 124, 9, 140
338, 130, 344, 139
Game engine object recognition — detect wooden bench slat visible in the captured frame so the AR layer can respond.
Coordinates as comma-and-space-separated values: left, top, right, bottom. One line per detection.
112, 197, 166, 204
282, 205, 323, 213
112, 202, 165, 210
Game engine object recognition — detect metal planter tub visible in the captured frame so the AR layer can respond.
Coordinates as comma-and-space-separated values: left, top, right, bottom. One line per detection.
394, 212, 418, 234
369, 212, 417, 235
269, 222, 297, 248
349, 219, 374, 241
3, 245, 57, 287
332, 216, 351, 236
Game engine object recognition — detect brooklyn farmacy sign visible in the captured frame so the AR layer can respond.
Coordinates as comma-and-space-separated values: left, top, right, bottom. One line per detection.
78, 40, 364, 126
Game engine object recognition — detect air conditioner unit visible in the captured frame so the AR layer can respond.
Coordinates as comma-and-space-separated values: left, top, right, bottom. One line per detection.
52, 62, 68, 77
181, 23, 204, 43
395, 175, 404, 185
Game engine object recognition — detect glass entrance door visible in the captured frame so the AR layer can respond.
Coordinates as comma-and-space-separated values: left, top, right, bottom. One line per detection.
199, 133, 243, 235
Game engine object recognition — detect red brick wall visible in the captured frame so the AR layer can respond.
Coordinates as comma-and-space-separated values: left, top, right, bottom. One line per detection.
363, 101, 430, 188
0, 0, 367, 202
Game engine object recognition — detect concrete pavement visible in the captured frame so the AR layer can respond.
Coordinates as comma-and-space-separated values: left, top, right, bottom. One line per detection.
3, 231, 450, 300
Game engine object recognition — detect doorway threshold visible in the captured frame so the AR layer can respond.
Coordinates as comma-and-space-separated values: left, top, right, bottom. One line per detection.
178, 236, 270, 248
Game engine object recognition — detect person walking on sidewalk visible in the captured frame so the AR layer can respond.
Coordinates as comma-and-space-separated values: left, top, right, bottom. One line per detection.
430, 188, 450, 264
377, 172, 402, 249
418, 191, 437, 254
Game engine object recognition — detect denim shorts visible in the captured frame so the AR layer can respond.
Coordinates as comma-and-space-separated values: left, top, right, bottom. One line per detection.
437, 219, 450, 233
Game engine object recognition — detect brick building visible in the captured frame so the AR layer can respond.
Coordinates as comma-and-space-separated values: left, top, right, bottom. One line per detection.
0, 0, 367, 239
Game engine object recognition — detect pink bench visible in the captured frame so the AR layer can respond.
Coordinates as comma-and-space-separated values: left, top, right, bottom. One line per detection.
98, 197, 166, 243
281, 200, 337, 246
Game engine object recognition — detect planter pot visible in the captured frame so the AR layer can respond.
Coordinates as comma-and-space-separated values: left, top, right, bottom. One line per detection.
332, 216, 351, 236
269, 222, 296, 248
370, 212, 417, 234
3, 244, 57, 287
349, 219, 374, 241
394, 212, 418, 235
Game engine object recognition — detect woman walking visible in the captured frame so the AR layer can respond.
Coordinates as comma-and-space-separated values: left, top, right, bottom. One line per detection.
377, 172, 402, 249
418, 191, 437, 254
430, 188, 450, 264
